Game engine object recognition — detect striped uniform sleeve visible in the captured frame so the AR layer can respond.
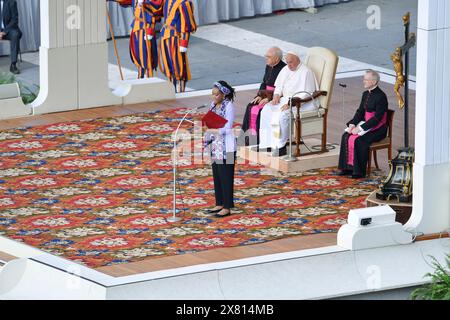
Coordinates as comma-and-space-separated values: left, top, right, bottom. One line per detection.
179, 0, 197, 48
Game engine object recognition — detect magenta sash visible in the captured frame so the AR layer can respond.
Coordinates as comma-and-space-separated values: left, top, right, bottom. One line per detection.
249, 85, 275, 134
347, 111, 387, 166
250, 105, 264, 134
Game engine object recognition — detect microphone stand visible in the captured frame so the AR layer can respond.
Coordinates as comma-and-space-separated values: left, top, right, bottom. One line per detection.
283, 91, 316, 162
339, 83, 347, 128
168, 105, 207, 223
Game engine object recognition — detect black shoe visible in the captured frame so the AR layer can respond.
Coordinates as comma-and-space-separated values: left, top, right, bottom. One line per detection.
337, 170, 352, 176
205, 207, 223, 214
215, 210, 231, 218
351, 174, 364, 179
256, 147, 271, 153
10, 64, 20, 75
271, 145, 287, 157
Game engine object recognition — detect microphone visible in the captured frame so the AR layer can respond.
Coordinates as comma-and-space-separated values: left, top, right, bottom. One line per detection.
183, 105, 207, 124
339, 84, 347, 127
195, 104, 208, 110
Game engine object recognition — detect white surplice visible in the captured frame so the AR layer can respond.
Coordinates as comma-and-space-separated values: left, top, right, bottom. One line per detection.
259, 63, 319, 149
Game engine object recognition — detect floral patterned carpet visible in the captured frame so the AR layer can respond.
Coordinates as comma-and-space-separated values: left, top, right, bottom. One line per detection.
0, 109, 383, 268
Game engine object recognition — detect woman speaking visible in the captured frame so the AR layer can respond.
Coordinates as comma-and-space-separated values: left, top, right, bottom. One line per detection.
204, 80, 236, 218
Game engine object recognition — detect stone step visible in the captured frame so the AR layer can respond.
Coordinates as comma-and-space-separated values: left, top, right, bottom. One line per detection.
238, 138, 340, 173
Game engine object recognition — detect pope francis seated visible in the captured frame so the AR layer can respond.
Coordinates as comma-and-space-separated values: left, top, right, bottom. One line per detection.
258, 51, 319, 157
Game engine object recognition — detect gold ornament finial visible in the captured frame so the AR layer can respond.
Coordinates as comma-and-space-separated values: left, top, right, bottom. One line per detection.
403, 12, 410, 26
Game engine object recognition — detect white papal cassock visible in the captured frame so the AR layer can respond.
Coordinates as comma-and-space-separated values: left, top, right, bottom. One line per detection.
259, 63, 318, 149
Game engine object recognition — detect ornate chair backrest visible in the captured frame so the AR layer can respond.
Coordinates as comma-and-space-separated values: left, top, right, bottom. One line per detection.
304, 47, 339, 110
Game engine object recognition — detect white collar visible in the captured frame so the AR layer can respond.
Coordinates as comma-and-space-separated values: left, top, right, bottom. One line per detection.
368, 85, 378, 92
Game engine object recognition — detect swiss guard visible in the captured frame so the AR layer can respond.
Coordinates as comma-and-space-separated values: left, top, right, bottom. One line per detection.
159, 0, 197, 92
114, 0, 164, 78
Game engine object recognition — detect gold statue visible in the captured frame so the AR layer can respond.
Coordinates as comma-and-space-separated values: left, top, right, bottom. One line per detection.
391, 47, 405, 109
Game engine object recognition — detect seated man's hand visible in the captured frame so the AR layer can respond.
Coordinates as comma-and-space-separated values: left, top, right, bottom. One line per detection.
251, 96, 262, 104
0, 32, 5, 40
351, 126, 361, 135
271, 94, 281, 105
281, 104, 290, 112
259, 98, 269, 106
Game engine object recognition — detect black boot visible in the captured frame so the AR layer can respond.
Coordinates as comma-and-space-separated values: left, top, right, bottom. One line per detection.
10, 63, 20, 75
336, 170, 352, 176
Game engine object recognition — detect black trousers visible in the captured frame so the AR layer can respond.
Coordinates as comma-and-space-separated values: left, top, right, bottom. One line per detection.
338, 126, 387, 176
3, 29, 22, 64
211, 153, 236, 209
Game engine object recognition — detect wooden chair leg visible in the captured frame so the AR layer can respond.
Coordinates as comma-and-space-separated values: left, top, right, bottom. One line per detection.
367, 149, 372, 176
388, 146, 392, 160
321, 133, 326, 153
374, 150, 379, 169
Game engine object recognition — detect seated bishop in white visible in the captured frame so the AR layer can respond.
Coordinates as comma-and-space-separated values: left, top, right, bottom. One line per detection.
259, 51, 319, 155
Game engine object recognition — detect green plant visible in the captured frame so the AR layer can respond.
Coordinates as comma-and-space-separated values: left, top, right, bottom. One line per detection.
0, 71, 39, 104
411, 254, 450, 300
19, 81, 39, 105
0, 71, 16, 85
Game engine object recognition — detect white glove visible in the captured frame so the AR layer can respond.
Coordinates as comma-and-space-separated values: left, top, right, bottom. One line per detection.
180, 46, 188, 53
145, 27, 155, 40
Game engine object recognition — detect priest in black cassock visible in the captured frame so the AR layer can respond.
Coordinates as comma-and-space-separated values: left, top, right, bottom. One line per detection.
240, 46, 286, 146
338, 70, 388, 178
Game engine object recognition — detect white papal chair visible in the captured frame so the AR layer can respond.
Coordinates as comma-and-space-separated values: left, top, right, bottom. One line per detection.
291, 47, 339, 157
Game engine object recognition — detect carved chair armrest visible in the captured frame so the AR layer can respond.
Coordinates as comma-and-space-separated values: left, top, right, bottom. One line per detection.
291, 91, 327, 107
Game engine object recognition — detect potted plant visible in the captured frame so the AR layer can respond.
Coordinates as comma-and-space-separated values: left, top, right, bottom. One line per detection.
0, 71, 39, 104
411, 254, 450, 300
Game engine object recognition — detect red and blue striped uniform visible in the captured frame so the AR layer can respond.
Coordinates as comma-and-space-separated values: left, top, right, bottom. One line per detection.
128, 0, 164, 78
159, 0, 197, 91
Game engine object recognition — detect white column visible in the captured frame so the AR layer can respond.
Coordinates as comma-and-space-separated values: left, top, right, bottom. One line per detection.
32, 0, 121, 114
32, 0, 80, 113
405, 0, 450, 234
32, 0, 175, 114
77, 0, 122, 109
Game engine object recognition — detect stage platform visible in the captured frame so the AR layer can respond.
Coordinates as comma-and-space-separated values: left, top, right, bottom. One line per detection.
0, 74, 418, 299
238, 138, 340, 173
0, 234, 444, 300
